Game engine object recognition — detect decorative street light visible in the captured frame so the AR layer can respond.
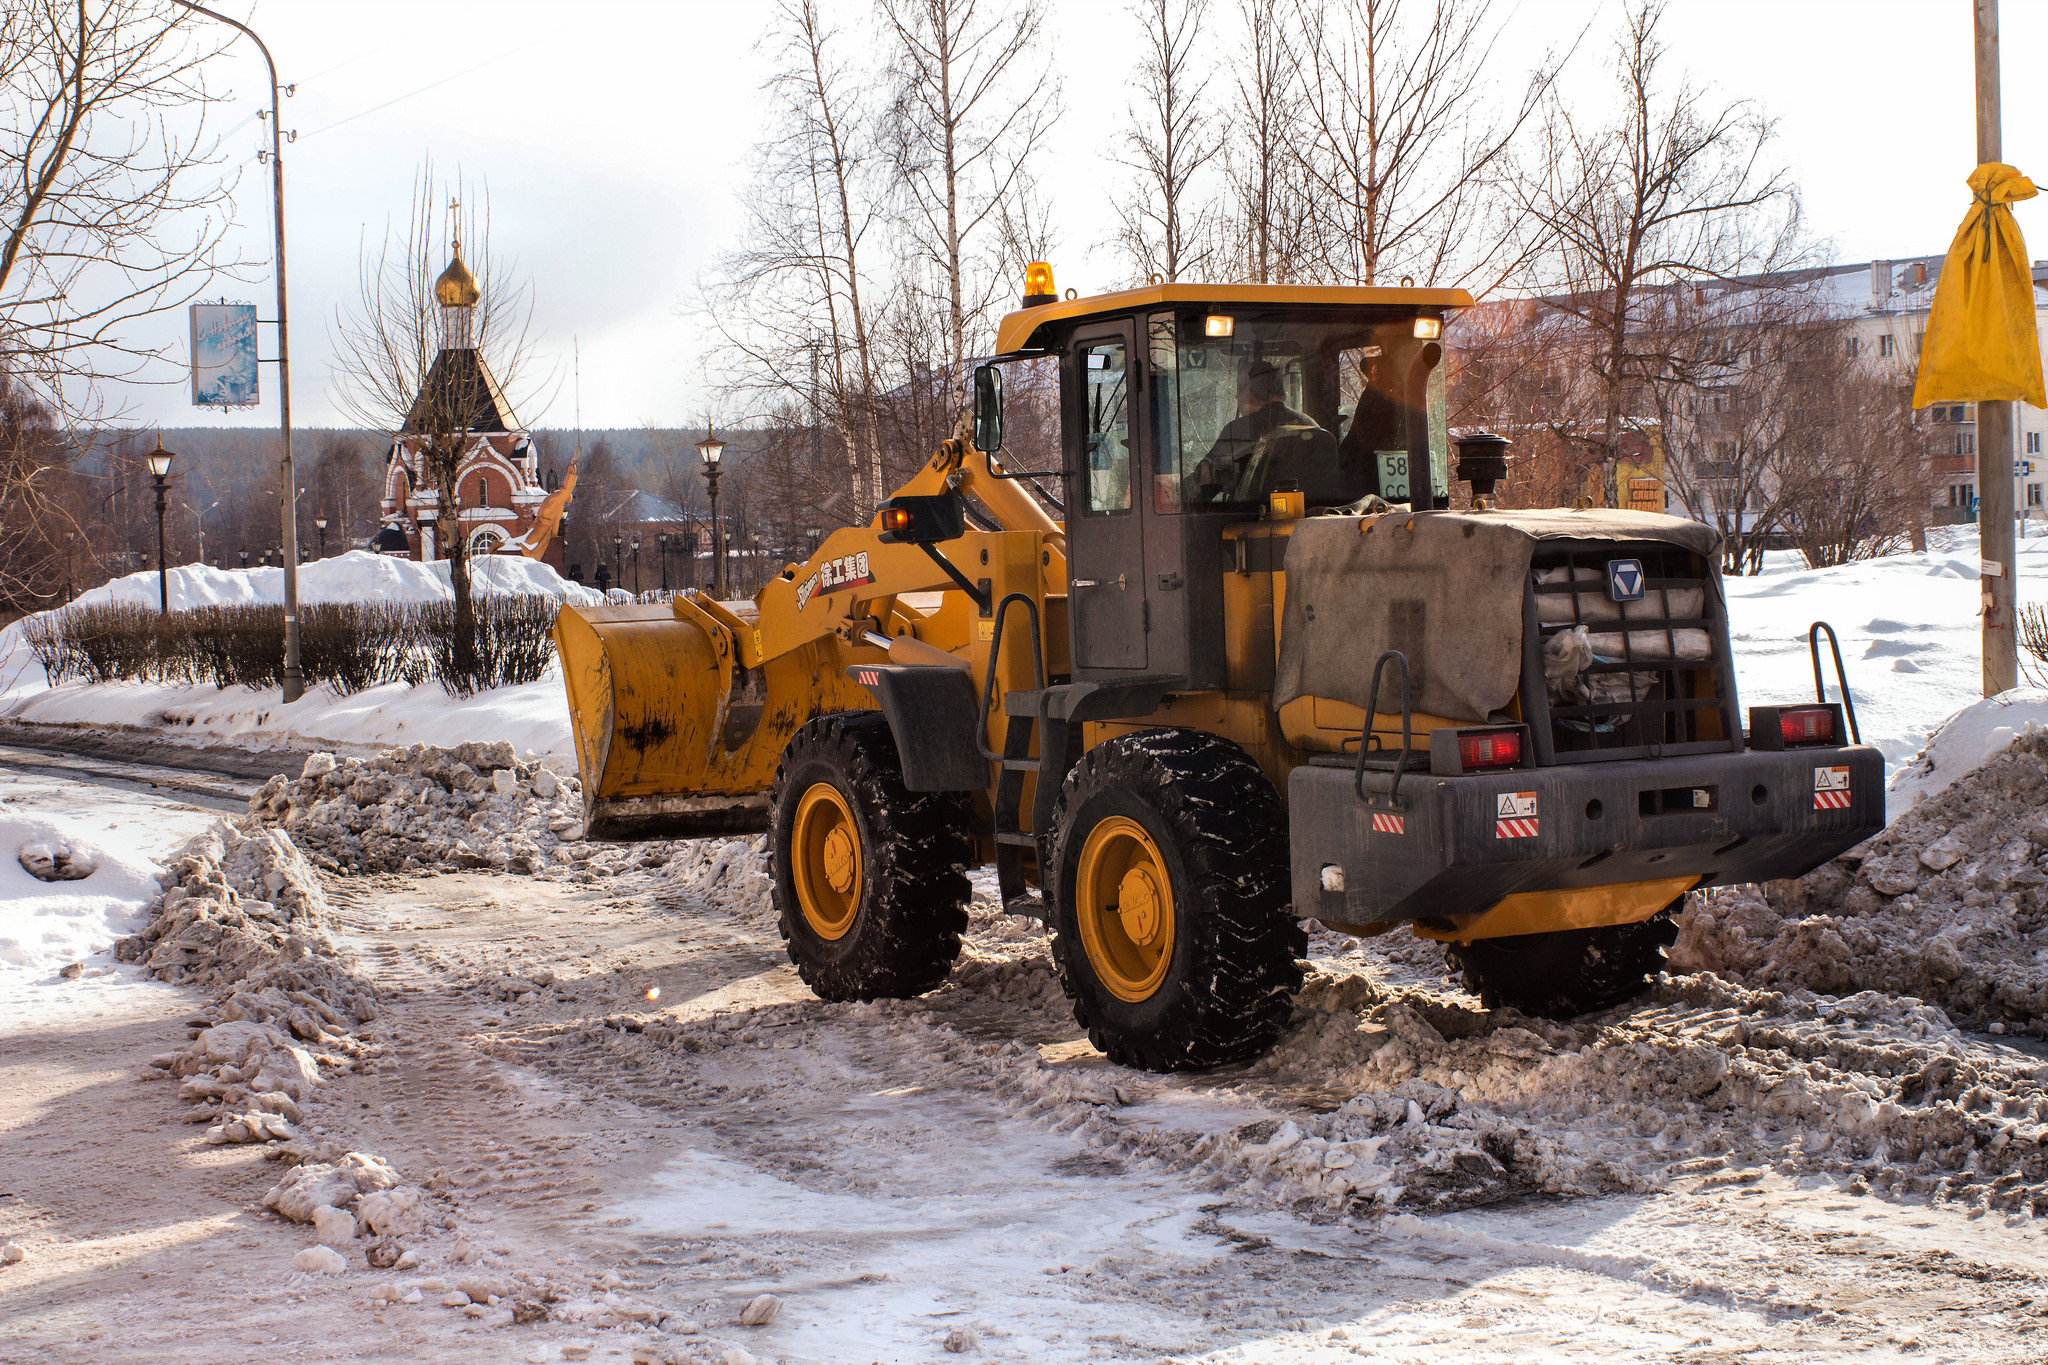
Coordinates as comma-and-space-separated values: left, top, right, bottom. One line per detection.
147, 435, 175, 613
315, 513, 329, 559
658, 532, 671, 592
696, 422, 728, 599
611, 533, 623, 591
807, 525, 822, 554
631, 533, 642, 594
239, 549, 249, 569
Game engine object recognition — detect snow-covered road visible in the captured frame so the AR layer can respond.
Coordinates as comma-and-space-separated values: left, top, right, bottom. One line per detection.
5, 749, 2048, 1363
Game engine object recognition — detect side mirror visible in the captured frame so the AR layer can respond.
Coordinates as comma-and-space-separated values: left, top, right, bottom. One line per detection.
877, 493, 968, 545
972, 363, 1003, 453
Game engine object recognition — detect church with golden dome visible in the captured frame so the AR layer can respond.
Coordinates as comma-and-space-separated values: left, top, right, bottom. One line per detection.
374, 241, 574, 567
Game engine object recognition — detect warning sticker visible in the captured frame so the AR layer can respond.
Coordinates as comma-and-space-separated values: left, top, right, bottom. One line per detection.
1495, 791, 1539, 839
1814, 765, 1852, 810
1371, 812, 1405, 835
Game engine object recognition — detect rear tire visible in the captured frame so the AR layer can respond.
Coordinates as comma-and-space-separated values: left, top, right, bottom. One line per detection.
769, 713, 974, 1000
1445, 904, 1681, 1018
1047, 730, 1304, 1072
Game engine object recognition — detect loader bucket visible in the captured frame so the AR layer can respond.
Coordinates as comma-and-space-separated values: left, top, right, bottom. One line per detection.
553, 600, 773, 841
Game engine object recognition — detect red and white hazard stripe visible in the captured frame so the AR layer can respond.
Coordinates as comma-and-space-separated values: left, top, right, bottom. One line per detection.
1495, 818, 1540, 839
1371, 812, 1405, 835
1813, 790, 1852, 810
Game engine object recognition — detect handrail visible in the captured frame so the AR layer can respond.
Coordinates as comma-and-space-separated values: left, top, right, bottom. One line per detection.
1807, 621, 1862, 745
1354, 649, 1414, 807
977, 593, 1045, 761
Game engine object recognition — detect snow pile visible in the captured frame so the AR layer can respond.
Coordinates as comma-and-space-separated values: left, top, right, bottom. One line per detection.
1675, 725, 2048, 1032
120, 817, 379, 1039
660, 836, 773, 926
1885, 689, 2048, 816
247, 744, 584, 876
0, 813, 166, 978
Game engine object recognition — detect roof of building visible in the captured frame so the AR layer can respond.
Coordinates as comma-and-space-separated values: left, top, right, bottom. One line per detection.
994, 281, 1474, 354
403, 346, 516, 433
435, 246, 480, 308
594, 488, 694, 524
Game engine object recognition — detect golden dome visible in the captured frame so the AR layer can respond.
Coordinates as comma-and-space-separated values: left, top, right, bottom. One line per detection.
434, 245, 479, 308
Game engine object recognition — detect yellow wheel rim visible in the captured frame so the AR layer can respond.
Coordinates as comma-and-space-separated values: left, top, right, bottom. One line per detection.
1075, 815, 1176, 1003
792, 782, 862, 940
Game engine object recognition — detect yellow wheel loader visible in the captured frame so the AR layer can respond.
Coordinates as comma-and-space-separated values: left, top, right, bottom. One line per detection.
555, 270, 1882, 1071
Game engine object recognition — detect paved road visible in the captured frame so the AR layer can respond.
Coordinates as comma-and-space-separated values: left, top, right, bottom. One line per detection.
0, 720, 306, 810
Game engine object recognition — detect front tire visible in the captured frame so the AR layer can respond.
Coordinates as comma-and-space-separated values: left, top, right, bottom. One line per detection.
1445, 904, 1681, 1018
769, 713, 973, 1000
1047, 730, 1303, 1072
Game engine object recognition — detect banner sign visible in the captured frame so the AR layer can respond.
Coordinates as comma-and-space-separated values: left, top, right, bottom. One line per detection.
190, 303, 258, 407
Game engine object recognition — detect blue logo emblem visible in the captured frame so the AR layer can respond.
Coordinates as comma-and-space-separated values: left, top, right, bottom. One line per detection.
1607, 558, 1645, 602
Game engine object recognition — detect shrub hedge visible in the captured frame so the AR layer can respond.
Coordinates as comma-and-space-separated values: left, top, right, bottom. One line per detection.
23, 595, 561, 697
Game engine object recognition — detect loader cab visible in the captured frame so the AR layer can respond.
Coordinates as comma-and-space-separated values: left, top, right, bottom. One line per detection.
983, 278, 1472, 688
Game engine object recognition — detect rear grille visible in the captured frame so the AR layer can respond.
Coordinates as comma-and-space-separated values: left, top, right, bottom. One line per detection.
1519, 541, 1743, 764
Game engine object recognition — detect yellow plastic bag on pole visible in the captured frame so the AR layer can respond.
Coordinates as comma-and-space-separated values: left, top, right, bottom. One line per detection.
1912, 163, 2044, 409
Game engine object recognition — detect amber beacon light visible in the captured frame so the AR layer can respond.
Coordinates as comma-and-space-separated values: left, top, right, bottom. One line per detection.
1022, 261, 1057, 307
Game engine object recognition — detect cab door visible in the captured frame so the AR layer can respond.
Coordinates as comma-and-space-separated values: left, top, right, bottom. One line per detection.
1064, 323, 1147, 673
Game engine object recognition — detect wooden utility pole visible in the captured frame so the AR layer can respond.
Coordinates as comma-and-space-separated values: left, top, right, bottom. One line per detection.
1976, 0, 2017, 695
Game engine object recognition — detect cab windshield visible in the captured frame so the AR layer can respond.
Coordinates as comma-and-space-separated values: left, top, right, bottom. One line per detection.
1145, 309, 1448, 514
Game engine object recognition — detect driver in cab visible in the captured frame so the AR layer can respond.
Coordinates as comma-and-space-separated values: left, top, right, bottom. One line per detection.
1183, 358, 1326, 504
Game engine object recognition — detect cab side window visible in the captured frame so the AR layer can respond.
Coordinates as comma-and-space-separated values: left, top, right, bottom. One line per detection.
1080, 341, 1131, 514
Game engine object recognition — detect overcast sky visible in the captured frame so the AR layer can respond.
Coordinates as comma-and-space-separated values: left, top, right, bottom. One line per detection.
118, 0, 2048, 433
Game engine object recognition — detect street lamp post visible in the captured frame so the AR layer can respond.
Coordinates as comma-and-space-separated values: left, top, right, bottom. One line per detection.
696, 423, 727, 599
171, 1, 305, 702
315, 514, 328, 559
147, 435, 175, 613
658, 532, 670, 592
611, 533, 623, 593
631, 534, 642, 594
239, 550, 249, 570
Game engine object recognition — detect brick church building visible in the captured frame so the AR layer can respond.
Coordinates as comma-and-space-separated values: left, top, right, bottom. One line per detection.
372, 243, 572, 568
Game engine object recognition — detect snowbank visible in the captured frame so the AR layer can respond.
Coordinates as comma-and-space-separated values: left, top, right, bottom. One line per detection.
1885, 689, 2048, 816
0, 553, 605, 759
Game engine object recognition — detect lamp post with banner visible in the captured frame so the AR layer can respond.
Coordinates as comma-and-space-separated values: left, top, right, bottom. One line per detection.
173, 1, 304, 702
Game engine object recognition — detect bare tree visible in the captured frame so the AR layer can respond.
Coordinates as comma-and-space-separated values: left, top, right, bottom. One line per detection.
1290, 0, 1558, 292
703, 0, 888, 521
1, 1, 242, 423
1210, 0, 1319, 283
1115, 0, 1218, 284
329, 168, 544, 674
881, 0, 1059, 371
1513, 0, 1802, 506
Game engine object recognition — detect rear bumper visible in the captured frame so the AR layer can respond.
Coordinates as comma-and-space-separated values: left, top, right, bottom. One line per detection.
1287, 744, 1885, 925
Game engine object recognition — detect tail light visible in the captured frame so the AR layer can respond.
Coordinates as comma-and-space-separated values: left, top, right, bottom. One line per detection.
1778, 707, 1835, 745
1747, 704, 1844, 751
1430, 724, 1528, 775
1458, 730, 1523, 769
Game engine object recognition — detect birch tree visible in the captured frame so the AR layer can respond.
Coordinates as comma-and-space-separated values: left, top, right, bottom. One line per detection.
1115, 0, 1218, 284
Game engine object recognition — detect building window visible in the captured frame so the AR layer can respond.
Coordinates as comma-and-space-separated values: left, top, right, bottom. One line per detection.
1845, 336, 1861, 357
2030, 484, 2043, 508
475, 475, 488, 506
1950, 483, 1976, 507
1879, 333, 1896, 358
2029, 432, 2043, 455
1955, 432, 1977, 456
